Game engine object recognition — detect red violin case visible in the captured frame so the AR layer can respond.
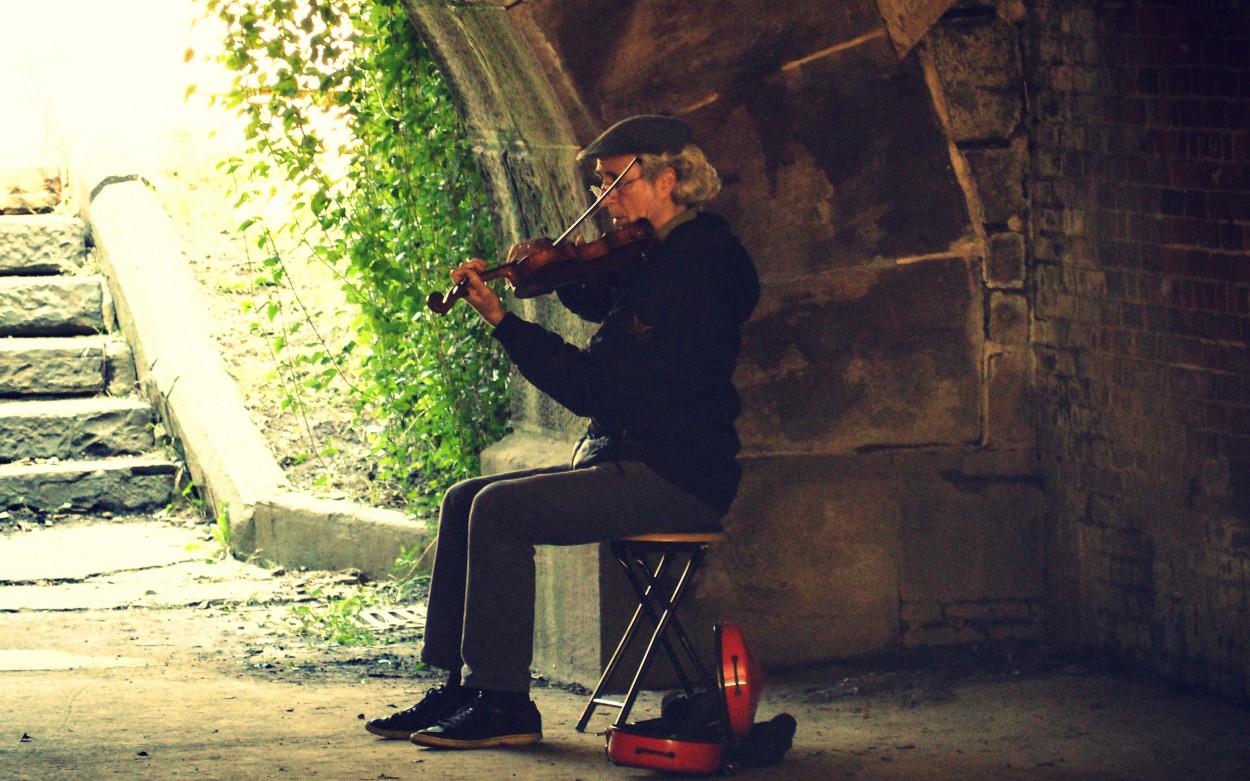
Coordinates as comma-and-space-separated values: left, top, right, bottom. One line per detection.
605, 622, 763, 775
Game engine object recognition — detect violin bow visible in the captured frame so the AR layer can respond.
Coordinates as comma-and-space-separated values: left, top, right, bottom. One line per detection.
428, 156, 641, 314
553, 156, 640, 246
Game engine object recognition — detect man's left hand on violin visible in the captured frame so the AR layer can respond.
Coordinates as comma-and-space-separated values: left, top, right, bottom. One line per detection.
451, 259, 507, 327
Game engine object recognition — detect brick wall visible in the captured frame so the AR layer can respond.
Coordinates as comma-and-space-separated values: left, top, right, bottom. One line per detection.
1028, 0, 1250, 698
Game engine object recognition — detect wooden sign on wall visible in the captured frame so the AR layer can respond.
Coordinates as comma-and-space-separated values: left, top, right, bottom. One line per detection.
875, 0, 958, 58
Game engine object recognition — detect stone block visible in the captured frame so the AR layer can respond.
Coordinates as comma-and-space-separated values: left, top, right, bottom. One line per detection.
945, 600, 1031, 621
702, 49, 970, 278
903, 598, 1041, 647
736, 256, 981, 455
0, 336, 105, 396
480, 430, 574, 475
0, 214, 87, 274
250, 492, 432, 582
986, 347, 1034, 449
530, 0, 888, 138
986, 622, 1043, 641
0, 276, 104, 336
81, 172, 289, 544
104, 338, 138, 395
901, 600, 944, 627
958, 445, 1036, 478
924, 17, 1024, 142
986, 231, 1026, 288
0, 457, 176, 512
905, 622, 979, 647
0, 397, 154, 462
698, 454, 903, 667
896, 450, 1044, 605
0, 159, 61, 214
532, 542, 613, 686
989, 291, 1029, 348
963, 141, 1028, 226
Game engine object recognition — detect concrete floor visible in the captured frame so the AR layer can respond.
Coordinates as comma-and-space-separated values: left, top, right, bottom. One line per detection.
3, 519, 1250, 781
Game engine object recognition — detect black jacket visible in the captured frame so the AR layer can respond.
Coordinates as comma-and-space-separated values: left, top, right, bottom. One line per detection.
491, 212, 760, 515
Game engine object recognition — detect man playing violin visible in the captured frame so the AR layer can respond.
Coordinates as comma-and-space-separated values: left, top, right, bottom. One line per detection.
366, 114, 760, 749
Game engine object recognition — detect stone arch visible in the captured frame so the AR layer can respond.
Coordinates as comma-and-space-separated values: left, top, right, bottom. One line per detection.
402, 0, 1041, 680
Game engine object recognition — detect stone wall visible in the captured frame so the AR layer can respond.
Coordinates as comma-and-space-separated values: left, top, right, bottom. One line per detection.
1028, 0, 1250, 699
402, 0, 1047, 682
904, 0, 1045, 648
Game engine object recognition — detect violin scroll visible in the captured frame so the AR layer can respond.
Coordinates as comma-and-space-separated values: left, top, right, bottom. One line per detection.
426, 289, 458, 315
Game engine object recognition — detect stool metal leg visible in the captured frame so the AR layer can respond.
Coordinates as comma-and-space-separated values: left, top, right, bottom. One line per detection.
611, 546, 713, 728
576, 542, 670, 732
620, 546, 710, 696
576, 541, 715, 732
575, 549, 655, 732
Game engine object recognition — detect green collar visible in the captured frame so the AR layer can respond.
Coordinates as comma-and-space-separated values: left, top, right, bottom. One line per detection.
655, 208, 696, 241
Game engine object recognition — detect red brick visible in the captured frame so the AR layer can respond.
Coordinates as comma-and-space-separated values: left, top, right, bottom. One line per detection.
1219, 222, 1246, 252
1200, 39, 1229, 69
1206, 401, 1250, 433
1192, 68, 1239, 98
1230, 40, 1250, 70
1207, 191, 1235, 220
1231, 285, 1250, 315
1232, 130, 1249, 163
1169, 160, 1214, 188
1031, 0, 1250, 698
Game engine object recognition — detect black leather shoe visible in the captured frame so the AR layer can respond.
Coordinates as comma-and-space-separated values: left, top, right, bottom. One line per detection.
410, 691, 543, 749
365, 685, 477, 739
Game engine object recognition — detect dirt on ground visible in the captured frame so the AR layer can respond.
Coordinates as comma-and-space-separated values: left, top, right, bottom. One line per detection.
5, 583, 1250, 781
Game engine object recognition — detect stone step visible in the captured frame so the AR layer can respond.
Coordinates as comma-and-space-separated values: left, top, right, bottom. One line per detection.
0, 214, 88, 275
0, 335, 111, 397
0, 158, 62, 215
0, 397, 156, 462
0, 456, 178, 513
0, 275, 105, 336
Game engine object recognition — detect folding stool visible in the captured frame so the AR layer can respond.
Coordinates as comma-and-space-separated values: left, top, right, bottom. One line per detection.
576, 531, 726, 732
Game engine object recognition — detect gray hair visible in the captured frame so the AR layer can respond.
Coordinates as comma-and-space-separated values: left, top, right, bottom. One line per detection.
638, 144, 722, 208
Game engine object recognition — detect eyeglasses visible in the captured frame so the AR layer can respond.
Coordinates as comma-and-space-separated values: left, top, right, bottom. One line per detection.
589, 176, 646, 200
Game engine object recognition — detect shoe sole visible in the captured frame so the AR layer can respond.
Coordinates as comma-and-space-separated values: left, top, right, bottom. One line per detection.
409, 731, 543, 749
365, 723, 417, 740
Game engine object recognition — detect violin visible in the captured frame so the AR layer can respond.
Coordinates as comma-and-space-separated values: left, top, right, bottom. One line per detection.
425, 221, 654, 315
426, 157, 653, 315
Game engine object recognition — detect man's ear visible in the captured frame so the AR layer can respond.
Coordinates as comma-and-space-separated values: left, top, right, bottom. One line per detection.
657, 166, 678, 198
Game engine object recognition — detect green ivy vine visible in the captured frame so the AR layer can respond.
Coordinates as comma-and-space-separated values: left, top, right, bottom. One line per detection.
202, 0, 509, 513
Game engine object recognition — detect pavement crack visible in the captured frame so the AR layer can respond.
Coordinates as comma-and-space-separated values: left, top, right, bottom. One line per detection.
2, 562, 187, 587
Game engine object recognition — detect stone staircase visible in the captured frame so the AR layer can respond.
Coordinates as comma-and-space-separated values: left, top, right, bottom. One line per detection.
0, 211, 178, 513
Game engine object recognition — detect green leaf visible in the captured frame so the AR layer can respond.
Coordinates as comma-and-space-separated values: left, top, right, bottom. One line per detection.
209, 0, 508, 507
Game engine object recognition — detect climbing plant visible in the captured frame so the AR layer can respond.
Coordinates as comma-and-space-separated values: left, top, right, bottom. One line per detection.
201, 0, 510, 512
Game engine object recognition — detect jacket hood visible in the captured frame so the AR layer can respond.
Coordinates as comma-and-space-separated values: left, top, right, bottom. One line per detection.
666, 212, 761, 325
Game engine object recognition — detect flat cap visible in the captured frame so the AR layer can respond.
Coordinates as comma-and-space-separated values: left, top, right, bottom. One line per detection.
577, 114, 694, 160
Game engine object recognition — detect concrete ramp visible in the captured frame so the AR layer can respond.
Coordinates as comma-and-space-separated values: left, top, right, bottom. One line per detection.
0, 521, 286, 611
0, 522, 202, 583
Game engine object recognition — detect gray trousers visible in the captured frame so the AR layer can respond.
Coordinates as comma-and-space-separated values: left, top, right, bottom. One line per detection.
419, 460, 722, 693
